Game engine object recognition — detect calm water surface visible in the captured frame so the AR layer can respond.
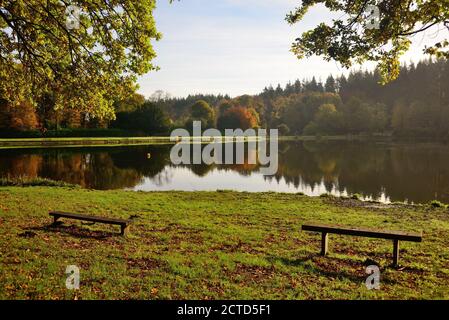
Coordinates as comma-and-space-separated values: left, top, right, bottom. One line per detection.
1, 140, 449, 204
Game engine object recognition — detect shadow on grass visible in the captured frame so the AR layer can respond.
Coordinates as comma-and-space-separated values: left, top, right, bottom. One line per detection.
268, 253, 399, 285
268, 254, 316, 267
26, 222, 119, 240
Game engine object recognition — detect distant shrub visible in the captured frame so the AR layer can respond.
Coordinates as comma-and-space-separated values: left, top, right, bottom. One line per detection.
217, 189, 233, 193
429, 200, 447, 209
351, 193, 362, 200
320, 193, 336, 198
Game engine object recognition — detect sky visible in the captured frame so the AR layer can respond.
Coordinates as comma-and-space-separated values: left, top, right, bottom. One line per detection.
137, 0, 446, 98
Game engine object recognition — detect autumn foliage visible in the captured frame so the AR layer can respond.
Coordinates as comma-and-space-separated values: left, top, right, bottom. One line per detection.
0, 100, 39, 131
217, 106, 259, 131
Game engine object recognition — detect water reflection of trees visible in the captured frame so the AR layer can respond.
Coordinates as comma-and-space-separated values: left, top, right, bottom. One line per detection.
151, 168, 174, 186
268, 141, 449, 203
2, 142, 449, 202
0, 148, 143, 189
176, 143, 261, 177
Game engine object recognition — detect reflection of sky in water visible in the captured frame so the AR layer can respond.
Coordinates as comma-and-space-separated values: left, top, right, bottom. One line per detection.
2, 141, 448, 204
130, 166, 392, 203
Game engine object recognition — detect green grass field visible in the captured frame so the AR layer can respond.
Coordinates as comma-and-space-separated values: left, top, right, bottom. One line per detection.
1, 187, 448, 299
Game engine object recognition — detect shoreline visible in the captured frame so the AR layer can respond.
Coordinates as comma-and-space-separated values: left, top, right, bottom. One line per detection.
0, 134, 393, 149
1, 176, 445, 207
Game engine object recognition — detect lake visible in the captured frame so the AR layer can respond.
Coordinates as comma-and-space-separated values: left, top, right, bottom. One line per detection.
1, 140, 449, 204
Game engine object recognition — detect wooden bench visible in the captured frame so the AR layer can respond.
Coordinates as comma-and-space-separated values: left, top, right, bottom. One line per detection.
49, 211, 131, 236
302, 223, 422, 266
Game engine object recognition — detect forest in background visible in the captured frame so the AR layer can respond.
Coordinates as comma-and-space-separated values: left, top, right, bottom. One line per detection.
1, 59, 448, 139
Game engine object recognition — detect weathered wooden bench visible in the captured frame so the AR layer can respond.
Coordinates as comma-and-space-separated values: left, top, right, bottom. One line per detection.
49, 211, 131, 236
302, 223, 422, 266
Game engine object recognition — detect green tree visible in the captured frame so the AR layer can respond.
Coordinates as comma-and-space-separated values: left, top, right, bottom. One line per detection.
0, 0, 160, 120
113, 101, 172, 135
115, 94, 146, 113
287, 0, 449, 83
218, 100, 234, 115
280, 92, 342, 134
340, 97, 387, 133
190, 100, 215, 128
304, 104, 341, 135
325, 75, 337, 93
303, 77, 321, 92
315, 104, 340, 131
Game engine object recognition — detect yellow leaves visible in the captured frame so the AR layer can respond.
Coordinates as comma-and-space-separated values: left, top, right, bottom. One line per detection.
287, 0, 449, 84
1, 0, 160, 121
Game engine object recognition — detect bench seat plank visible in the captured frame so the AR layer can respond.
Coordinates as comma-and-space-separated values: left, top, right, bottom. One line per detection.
49, 211, 131, 236
49, 211, 130, 226
302, 223, 423, 267
302, 223, 422, 242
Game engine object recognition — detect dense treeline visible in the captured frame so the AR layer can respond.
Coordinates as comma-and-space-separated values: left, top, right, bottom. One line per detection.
0, 59, 448, 138
144, 58, 448, 138
258, 58, 449, 137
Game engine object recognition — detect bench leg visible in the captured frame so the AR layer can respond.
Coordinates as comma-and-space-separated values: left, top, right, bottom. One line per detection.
121, 225, 130, 237
53, 216, 60, 224
321, 232, 329, 256
393, 239, 399, 267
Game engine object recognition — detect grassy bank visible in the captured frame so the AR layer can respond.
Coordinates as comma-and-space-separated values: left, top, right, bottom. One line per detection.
0, 136, 175, 149
0, 134, 388, 149
0, 136, 265, 149
1, 187, 448, 299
